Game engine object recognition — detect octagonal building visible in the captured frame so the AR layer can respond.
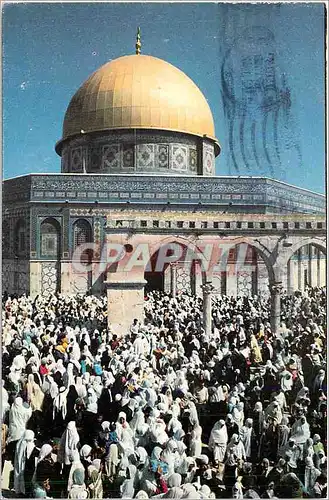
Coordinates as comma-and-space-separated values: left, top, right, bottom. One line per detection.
2, 34, 326, 333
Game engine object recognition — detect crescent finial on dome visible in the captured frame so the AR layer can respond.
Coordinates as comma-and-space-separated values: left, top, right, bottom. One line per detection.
135, 27, 141, 55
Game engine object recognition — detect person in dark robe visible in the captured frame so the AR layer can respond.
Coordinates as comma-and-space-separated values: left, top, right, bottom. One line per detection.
260, 418, 279, 463
66, 385, 79, 423
266, 458, 286, 487
97, 385, 113, 422
254, 458, 271, 496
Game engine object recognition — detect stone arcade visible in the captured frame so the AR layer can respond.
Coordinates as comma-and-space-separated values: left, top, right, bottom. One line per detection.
2, 34, 326, 334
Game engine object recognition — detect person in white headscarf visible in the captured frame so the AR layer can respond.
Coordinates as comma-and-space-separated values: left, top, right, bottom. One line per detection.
226, 434, 246, 461
290, 415, 310, 451
53, 385, 69, 422
32, 442, 57, 494
162, 439, 179, 477
92, 376, 103, 399
68, 468, 88, 499
120, 463, 137, 498
278, 416, 290, 457
67, 449, 84, 492
79, 444, 92, 474
133, 331, 149, 357
149, 411, 169, 447
58, 421, 80, 467
7, 397, 32, 461
167, 473, 182, 489
68, 340, 81, 372
232, 402, 244, 429
75, 376, 87, 399
304, 457, 321, 496
208, 419, 228, 463
2, 380, 10, 421
304, 437, 314, 461
312, 369, 325, 394
43, 374, 59, 400
116, 412, 135, 456
88, 459, 103, 499
175, 441, 188, 476
283, 438, 301, 471
26, 373, 45, 412
232, 479, 244, 499
86, 387, 98, 414
14, 429, 38, 496
239, 418, 254, 460
54, 359, 66, 376
264, 400, 283, 424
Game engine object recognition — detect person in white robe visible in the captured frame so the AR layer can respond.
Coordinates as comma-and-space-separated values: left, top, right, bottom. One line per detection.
7, 397, 32, 448
239, 418, 253, 460
67, 449, 84, 492
58, 421, 80, 467
116, 412, 135, 456
14, 429, 36, 496
26, 373, 45, 412
226, 434, 246, 461
208, 420, 228, 463
304, 457, 321, 497
120, 463, 137, 498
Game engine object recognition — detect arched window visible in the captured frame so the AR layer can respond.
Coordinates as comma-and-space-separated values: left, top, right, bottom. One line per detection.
40, 218, 61, 258
73, 219, 92, 262
14, 219, 26, 256
2, 220, 10, 258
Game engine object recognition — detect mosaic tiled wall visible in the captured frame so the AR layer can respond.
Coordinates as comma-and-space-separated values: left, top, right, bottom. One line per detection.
41, 262, 60, 295
60, 131, 207, 175
202, 141, 215, 176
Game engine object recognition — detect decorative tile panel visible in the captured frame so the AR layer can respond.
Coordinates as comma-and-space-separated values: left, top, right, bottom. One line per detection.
122, 144, 135, 169
70, 147, 83, 172
189, 148, 197, 172
157, 144, 170, 169
237, 270, 253, 297
136, 144, 155, 170
101, 144, 120, 171
89, 147, 100, 172
176, 264, 192, 294
61, 148, 69, 173
41, 262, 59, 295
203, 142, 215, 176
172, 145, 188, 171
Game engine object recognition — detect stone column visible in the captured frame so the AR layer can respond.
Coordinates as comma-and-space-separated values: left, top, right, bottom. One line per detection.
201, 281, 214, 336
269, 282, 283, 334
105, 277, 147, 336
317, 249, 321, 286
170, 263, 177, 297
287, 259, 292, 295
29, 261, 41, 298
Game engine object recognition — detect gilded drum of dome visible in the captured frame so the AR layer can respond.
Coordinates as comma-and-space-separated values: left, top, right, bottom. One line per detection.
62, 55, 217, 142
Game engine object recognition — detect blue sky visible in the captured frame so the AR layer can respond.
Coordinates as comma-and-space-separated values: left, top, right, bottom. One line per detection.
2, 2, 325, 193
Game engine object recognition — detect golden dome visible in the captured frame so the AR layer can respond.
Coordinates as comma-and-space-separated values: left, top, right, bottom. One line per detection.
60, 54, 218, 146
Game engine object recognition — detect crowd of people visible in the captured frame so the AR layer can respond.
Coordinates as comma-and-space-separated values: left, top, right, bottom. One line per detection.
1, 286, 327, 498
